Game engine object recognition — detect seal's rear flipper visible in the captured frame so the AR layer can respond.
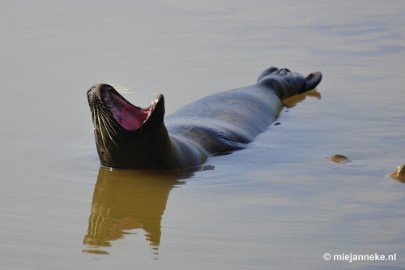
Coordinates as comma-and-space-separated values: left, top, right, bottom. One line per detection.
299, 71, 322, 93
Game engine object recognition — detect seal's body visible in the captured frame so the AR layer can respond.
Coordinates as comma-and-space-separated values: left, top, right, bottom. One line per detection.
87, 67, 322, 169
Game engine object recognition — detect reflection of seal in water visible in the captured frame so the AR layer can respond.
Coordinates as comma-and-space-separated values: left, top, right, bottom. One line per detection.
83, 168, 187, 254
87, 67, 322, 169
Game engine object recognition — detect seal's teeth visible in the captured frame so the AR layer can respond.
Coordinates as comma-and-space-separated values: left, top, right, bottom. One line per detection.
142, 94, 159, 124
144, 112, 152, 122
150, 93, 159, 108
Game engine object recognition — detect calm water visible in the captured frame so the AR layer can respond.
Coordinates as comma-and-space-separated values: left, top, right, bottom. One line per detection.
1, 1, 404, 269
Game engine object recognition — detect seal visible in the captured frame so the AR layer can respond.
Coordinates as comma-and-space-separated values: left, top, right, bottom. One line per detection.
87, 67, 322, 169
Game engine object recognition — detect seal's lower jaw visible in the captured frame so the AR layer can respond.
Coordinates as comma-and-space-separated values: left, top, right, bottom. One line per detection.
88, 84, 162, 131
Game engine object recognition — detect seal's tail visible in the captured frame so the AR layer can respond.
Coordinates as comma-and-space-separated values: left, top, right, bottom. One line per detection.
298, 71, 322, 94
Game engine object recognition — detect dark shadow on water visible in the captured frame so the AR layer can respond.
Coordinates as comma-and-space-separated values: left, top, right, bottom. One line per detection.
82, 167, 199, 255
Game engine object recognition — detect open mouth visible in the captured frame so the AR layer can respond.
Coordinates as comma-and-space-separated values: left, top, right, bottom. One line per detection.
104, 90, 160, 130
89, 84, 161, 131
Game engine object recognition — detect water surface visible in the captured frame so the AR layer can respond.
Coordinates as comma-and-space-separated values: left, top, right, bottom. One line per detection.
1, 1, 404, 269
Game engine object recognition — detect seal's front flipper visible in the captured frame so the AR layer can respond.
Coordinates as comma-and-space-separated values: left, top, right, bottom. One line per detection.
299, 71, 322, 93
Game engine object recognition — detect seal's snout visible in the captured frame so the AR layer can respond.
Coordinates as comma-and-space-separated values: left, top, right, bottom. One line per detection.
87, 84, 103, 104
87, 83, 114, 102
87, 84, 97, 98
87, 85, 99, 108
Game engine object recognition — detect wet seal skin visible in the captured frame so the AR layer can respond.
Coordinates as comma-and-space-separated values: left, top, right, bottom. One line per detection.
87, 67, 322, 169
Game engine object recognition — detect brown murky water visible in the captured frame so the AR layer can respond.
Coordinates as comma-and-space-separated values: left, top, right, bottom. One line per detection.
1, 1, 404, 269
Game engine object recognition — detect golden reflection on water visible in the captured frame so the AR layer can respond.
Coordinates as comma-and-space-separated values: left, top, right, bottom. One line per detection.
283, 89, 321, 108
83, 168, 190, 254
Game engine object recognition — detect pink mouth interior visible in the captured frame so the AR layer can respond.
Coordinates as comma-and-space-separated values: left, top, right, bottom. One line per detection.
106, 91, 152, 130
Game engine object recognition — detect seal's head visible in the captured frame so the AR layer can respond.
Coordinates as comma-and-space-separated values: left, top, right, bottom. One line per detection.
257, 67, 322, 100
87, 84, 169, 168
